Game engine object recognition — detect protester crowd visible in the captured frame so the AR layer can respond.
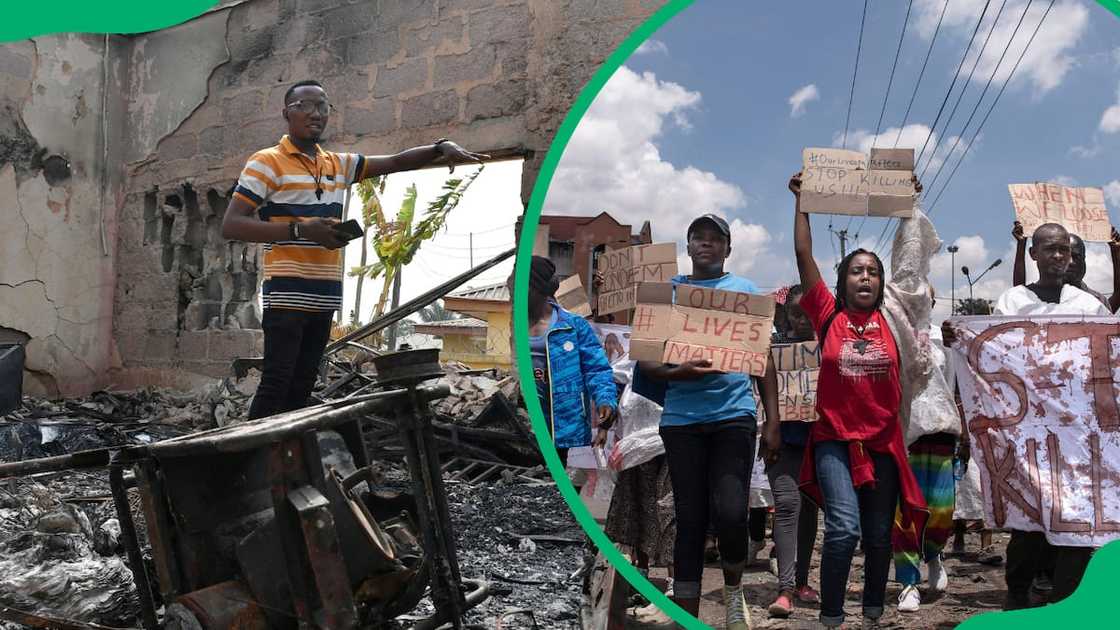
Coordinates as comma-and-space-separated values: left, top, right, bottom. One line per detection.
520, 169, 1119, 629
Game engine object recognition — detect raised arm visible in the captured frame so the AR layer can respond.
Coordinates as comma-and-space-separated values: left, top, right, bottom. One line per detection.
361, 141, 489, 179
790, 172, 822, 292
1012, 221, 1027, 287
1110, 226, 1120, 313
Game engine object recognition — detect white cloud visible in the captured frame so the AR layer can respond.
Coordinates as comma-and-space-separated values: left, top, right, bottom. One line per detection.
788, 84, 819, 118
1070, 143, 1101, 158
635, 39, 669, 55
837, 123, 968, 178
1049, 175, 1079, 187
913, 0, 1089, 96
1100, 84, 1120, 133
927, 234, 1013, 320
548, 66, 781, 280
1104, 180, 1120, 206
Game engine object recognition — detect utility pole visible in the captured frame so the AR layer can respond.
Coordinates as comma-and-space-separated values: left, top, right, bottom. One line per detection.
385, 271, 402, 351
469, 232, 473, 268
837, 228, 849, 258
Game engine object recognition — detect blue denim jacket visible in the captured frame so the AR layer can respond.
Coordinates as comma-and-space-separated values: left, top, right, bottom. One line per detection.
542, 304, 618, 449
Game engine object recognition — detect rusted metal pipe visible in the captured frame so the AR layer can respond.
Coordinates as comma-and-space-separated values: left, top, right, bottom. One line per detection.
410, 579, 491, 630
0, 605, 137, 630
325, 248, 513, 353
109, 466, 160, 630
0, 448, 114, 479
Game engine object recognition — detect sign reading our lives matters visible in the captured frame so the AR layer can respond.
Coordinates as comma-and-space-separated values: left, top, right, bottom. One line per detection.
800, 147, 915, 217
950, 316, 1120, 547
1008, 182, 1111, 242
596, 243, 678, 316
629, 283, 775, 377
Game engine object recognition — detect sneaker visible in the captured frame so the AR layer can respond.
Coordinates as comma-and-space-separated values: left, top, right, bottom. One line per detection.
768, 592, 793, 618
977, 545, 1003, 566
862, 616, 882, 629
634, 600, 675, 626
664, 577, 675, 599
897, 584, 921, 612
723, 584, 752, 630
928, 554, 948, 593
795, 584, 820, 604
747, 538, 765, 564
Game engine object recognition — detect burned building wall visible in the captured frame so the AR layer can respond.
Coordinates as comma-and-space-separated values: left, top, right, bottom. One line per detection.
2, 0, 665, 392
0, 36, 131, 397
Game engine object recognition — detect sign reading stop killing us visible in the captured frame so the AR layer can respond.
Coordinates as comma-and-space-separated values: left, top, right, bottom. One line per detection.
1008, 182, 1111, 242
628, 282, 776, 377
800, 147, 915, 218
595, 243, 678, 316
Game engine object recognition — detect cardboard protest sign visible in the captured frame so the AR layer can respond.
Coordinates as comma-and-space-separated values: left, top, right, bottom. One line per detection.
532, 223, 550, 256
1008, 183, 1111, 242
629, 283, 776, 376
555, 274, 591, 317
771, 341, 820, 421
596, 243, 678, 316
800, 147, 915, 217
950, 316, 1120, 547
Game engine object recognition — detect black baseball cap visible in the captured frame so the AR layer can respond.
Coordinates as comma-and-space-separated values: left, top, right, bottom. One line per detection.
687, 213, 731, 240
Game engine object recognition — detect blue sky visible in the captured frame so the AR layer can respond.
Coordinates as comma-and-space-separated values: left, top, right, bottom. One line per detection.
543, 0, 1120, 319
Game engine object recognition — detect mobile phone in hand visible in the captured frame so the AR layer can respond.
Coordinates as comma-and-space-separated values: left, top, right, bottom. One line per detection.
333, 219, 365, 242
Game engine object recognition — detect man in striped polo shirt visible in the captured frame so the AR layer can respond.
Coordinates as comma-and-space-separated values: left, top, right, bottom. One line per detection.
222, 79, 486, 420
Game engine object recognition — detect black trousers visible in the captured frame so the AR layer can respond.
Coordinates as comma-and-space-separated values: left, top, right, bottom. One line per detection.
248, 308, 334, 420
1005, 530, 1093, 604
660, 418, 756, 596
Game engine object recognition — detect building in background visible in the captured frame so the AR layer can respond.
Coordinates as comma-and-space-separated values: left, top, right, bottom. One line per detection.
422, 284, 512, 370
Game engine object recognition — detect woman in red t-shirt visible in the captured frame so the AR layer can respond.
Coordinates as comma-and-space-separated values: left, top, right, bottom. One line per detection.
789, 172, 927, 629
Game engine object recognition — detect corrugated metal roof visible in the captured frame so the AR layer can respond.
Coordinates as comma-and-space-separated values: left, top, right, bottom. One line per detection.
414, 317, 487, 329
447, 282, 510, 302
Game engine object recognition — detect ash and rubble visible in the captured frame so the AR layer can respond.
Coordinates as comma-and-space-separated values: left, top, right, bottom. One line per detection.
0, 367, 586, 629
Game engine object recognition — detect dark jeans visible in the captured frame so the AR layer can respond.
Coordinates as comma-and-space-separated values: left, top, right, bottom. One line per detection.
1005, 530, 1093, 605
660, 418, 755, 599
766, 443, 818, 591
248, 308, 334, 420
815, 440, 899, 626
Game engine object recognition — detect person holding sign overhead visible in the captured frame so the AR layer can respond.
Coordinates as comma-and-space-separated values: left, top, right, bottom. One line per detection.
789, 168, 955, 628
636, 214, 780, 629
1010, 220, 1120, 313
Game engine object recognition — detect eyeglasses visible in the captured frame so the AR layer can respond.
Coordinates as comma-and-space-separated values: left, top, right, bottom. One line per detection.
286, 99, 334, 116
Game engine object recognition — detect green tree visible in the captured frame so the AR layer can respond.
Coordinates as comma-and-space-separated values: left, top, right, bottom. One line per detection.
349, 166, 484, 345
955, 297, 994, 315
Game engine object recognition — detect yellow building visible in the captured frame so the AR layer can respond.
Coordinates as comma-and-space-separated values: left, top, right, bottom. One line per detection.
415, 283, 511, 370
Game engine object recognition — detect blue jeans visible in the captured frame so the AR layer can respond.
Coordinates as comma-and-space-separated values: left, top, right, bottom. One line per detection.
815, 440, 900, 626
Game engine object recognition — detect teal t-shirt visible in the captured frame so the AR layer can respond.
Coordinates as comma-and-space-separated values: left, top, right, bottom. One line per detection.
660, 273, 760, 427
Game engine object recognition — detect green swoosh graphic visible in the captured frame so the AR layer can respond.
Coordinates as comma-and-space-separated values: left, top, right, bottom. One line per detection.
3, 1, 218, 41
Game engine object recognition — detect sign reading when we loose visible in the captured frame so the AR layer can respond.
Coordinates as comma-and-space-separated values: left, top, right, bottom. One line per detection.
628, 283, 776, 376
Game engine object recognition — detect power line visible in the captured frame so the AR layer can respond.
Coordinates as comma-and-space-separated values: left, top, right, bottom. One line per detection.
842, 0, 872, 151
914, 0, 993, 171
893, 0, 951, 147
926, 0, 1056, 215
855, 0, 916, 242
869, 0, 949, 255
924, 0, 1037, 204
842, 0, 873, 236
917, 0, 1010, 181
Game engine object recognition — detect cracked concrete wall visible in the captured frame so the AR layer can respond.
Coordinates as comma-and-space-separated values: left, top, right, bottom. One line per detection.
2, 0, 664, 393
0, 35, 130, 397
